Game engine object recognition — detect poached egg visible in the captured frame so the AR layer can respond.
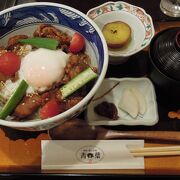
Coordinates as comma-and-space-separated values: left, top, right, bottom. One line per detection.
21, 48, 69, 92
0, 48, 69, 104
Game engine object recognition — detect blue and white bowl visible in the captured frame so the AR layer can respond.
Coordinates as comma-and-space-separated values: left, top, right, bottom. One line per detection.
0, 2, 108, 131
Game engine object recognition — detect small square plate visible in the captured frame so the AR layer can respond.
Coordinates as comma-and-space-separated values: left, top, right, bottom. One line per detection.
86, 77, 158, 126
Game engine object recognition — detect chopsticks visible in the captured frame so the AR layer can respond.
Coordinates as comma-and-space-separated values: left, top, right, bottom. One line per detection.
129, 146, 180, 157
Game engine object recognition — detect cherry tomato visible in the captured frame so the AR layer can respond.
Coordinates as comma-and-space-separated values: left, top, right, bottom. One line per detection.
69, 33, 85, 53
39, 99, 61, 119
0, 52, 21, 76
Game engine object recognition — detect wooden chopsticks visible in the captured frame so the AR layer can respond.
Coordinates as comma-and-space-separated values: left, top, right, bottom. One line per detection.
129, 146, 180, 157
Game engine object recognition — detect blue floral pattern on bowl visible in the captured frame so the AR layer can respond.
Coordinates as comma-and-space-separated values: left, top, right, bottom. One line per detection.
0, 4, 105, 72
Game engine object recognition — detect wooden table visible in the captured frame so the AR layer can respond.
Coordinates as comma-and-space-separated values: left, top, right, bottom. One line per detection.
1, 126, 180, 175
0, 0, 180, 177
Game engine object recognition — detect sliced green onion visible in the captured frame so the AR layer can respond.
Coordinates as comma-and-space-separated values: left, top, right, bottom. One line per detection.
19, 37, 59, 50
0, 80, 28, 119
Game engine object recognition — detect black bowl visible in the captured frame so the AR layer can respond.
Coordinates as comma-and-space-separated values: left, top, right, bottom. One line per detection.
151, 27, 180, 81
149, 27, 180, 103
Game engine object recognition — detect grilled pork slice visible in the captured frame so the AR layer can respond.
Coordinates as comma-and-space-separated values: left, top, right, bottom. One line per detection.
13, 93, 42, 119
62, 54, 90, 83
13, 88, 84, 120
7, 35, 28, 48
33, 24, 71, 46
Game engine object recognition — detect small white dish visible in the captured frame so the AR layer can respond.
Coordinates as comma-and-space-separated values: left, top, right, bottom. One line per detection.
86, 77, 158, 126
87, 1, 155, 64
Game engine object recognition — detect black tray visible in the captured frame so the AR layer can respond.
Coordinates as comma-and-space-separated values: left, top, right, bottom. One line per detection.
1, 0, 180, 178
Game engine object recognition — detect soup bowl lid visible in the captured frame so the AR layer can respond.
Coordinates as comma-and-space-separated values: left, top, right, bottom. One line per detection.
149, 27, 180, 81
